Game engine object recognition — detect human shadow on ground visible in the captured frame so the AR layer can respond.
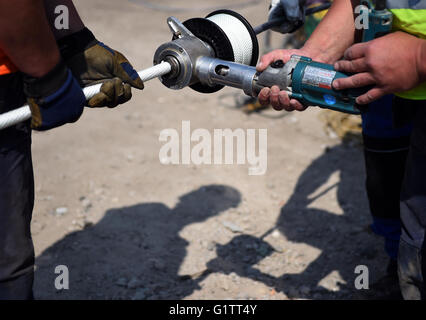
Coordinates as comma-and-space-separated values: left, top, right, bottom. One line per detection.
201, 142, 386, 299
34, 184, 241, 299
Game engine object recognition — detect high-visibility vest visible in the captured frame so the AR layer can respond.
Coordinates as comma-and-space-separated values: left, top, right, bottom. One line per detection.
0, 48, 17, 75
387, 0, 426, 100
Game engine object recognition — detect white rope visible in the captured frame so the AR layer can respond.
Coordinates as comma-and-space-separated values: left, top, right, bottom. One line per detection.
207, 13, 254, 66
0, 61, 172, 130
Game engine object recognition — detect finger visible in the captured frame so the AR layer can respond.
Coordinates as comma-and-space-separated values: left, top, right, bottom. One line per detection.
98, 78, 122, 108
290, 98, 306, 111
333, 72, 375, 90
334, 58, 368, 73
88, 92, 110, 108
356, 87, 385, 105
343, 42, 369, 60
115, 51, 145, 90
122, 83, 132, 104
112, 78, 126, 107
258, 87, 271, 106
257, 50, 291, 71
278, 91, 291, 111
269, 86, 283, 110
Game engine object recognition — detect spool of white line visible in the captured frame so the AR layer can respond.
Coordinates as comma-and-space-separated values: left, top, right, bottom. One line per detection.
207, 13, 254, 65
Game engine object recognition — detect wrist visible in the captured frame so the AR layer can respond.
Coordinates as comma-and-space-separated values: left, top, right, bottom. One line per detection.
57, 27, 97, 61
300, 44, 326, 63
23, 59, 70, 99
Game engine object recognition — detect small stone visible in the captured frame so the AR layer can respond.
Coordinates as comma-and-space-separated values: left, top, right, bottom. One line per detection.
328, 130, 338, 139
271, 230, 281, 239
54, 207, 68, 216
222, 221, 243, 233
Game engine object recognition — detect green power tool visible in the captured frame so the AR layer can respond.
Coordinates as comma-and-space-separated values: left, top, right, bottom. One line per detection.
254, 55, 368, 114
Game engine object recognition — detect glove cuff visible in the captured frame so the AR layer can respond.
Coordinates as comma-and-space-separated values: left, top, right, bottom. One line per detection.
23, 59, 69, 100
57, 27, 97, 61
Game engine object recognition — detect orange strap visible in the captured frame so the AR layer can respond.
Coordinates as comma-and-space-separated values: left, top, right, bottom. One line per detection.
0, 48, 17, 75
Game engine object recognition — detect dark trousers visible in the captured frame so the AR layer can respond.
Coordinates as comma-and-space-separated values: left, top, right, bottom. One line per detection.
362, 95, 412, 262
0, 73, 35, 300
398, 101, 426, 300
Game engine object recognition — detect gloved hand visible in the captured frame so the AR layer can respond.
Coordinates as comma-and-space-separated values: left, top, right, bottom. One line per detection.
57, 27, 144, 108
23, 60, 86, 131
268, 0, 306, 34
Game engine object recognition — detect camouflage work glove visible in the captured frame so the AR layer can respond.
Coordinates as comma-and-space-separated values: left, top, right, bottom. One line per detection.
57, 27, 144, 108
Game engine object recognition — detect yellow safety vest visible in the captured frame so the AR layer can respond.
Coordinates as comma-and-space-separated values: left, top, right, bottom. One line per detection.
387, 0, 426, 100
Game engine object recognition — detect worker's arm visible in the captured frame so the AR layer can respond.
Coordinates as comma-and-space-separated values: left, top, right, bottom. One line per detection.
43, 0, 144, 108
0, 0, 86, 130
257, 0, 356, 111
333, 32, 426, 104
0, 0, 60, 77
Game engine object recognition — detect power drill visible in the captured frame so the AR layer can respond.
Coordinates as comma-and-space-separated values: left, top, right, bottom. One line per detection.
256, 0, 393, 115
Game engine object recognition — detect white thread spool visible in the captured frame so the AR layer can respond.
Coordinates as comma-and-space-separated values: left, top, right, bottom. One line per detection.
207, 13, 255, 66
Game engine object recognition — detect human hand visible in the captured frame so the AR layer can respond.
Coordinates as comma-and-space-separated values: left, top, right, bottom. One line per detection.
333, 32, 426, 105
58, 28, 144, 108
256, 48, 315, 111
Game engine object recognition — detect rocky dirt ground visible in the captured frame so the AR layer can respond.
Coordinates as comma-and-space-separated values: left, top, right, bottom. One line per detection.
31, 0, 390, 300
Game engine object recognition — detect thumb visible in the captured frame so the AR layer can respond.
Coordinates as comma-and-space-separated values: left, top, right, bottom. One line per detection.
256, 50, 292, 71
114, 51, 144, 90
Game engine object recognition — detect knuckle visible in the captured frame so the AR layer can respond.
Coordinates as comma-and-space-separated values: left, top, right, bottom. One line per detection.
365, 57, 374, 69
352, 76, 361, 86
